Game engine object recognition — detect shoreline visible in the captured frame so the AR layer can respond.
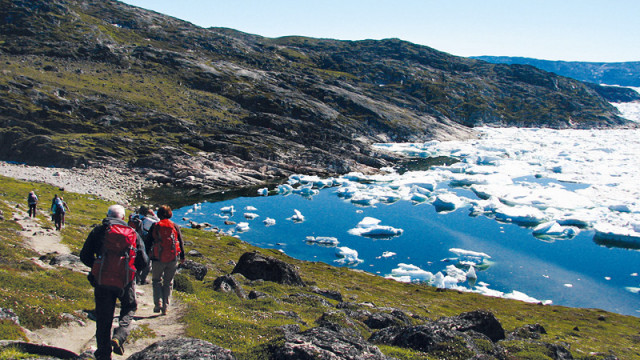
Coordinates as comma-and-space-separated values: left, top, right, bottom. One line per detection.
0, 161, 155, 205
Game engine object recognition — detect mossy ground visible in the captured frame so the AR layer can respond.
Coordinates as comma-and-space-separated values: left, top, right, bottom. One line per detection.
0, 175, 639, 359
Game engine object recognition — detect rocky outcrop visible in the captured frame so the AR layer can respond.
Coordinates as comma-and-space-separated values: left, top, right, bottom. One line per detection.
127, 338, 235, 360
269, 326, 388, 360
369, 310, 506, 358
231, 252, 305, 286
212, 274, 247, 299
179, 259, 207, 281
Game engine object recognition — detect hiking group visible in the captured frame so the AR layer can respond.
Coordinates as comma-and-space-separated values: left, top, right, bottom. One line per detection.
80, 204, 185, 360
26, 191, 71, 231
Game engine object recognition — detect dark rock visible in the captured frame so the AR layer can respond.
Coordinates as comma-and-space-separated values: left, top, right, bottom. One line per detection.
127, 338, 235, 359
270, 326, 388, 360
48, 253, 81, 267
248, 290, 269, 300
180, 259, 207, 280
231, 251, 305, 286
212, 274, 246, 299
310, 286, 343, 302
187, 249, 202, 257
510, 323, 547, 340
364, 309, 413, 329
544, 342, 574, 360
435, 309, 505, 342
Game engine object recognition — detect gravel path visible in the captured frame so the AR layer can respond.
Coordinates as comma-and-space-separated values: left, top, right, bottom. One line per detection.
0, 161, 153, 204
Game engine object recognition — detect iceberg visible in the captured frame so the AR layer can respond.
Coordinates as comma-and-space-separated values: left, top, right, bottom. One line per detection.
348, 217, 403, 239
334, 246, 363, 265
263, 217, 276, 226
532, 221, 579, 240
235, 222, 250, 232
386, 263, 434, 283
257, 187, 269, 196
243, 212, 259, 220
288, 209, 305, 222
306, 236, 339, 246
220, 205, 235, 214
432, 192, 463, 213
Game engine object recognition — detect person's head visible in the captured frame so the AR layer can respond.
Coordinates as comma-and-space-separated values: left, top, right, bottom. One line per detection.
54, 194, 58, 199
106, 204, 126, 220
146, 209, 156, 217
156, 205, 172, 220
29, 191, 34, 195
138, 205, 149, 215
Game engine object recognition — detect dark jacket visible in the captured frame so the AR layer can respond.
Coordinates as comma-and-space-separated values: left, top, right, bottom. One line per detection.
144, 219, 185, 262
80, 217, 149, 271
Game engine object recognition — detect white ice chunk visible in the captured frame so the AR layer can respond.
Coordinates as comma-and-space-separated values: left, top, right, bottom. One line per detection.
532, 221, 580, 239
220, 205, 235, 214
257, 187, 268, 196
348, 217, 403, 238
306, 236, 339, 246
235, 222, 250, 232
263, 217, 276, 226
432, 192, 463, 212
334, 247, 363, 265
243, 213, 259, 220
288, 209, 305, 222
386, 263, 434, 283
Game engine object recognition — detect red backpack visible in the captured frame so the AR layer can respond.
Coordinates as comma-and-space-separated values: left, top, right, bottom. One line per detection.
151, 219, 180, 262
91, 224, 137, 290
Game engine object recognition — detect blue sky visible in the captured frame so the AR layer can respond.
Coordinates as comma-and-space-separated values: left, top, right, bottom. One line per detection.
119, 0, 639, 62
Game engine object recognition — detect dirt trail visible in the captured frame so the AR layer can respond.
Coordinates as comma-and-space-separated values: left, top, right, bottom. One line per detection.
14, 210, 186, 358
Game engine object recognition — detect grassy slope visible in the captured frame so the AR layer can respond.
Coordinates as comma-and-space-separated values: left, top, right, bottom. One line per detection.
0, 175, 638, 359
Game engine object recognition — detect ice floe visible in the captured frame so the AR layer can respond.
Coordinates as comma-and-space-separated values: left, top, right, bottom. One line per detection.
288, 209, 305, 222
263, 217, 276, 226
306, 236, 339, 246
348, 217, 403, 239
334, 246, 363, 265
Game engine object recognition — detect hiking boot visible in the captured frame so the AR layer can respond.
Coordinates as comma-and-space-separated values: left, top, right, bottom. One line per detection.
153, 305, 161, 313
161, 306, 167, 315
111, 338, 124, 356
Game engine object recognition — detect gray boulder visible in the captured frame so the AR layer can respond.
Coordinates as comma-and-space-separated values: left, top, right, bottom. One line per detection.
127, 338, 235, 359
212, 274, 247, 299
271, 326, 388, 360
231, 252, 304, 286
180, 259, 207, 280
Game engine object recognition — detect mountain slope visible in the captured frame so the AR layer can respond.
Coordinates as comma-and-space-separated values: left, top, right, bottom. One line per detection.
0, 0, 632, 190
473, 56, 640, 87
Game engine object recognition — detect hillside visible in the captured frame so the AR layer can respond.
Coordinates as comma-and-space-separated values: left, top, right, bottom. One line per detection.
473, 56, 640, 88
0, 0, 633, 192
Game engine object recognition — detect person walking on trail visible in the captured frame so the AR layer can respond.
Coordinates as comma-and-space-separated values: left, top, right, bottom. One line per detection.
144, 205, 185, 315
27, 191, 38, 218
80, 204, 149, 360
128, 205, 159, 285
51, 195, 69, 230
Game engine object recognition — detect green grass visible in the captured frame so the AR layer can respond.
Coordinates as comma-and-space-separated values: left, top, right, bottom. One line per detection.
1, 175, 639, 359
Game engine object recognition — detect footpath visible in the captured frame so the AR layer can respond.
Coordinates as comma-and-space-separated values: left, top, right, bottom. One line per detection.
14, 209, 186, 359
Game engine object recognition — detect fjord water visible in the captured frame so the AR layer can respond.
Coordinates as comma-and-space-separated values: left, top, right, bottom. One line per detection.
174, 185, 640, 317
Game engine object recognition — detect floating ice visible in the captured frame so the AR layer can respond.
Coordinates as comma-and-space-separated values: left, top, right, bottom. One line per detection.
532, 221, 580, 240
289, 209, 305, 222
348, 217, 403, 239
244, 206, 258, 211
432, 192, 463, 213
293, 186, 319, 197
380, 251, 396, 258
276, 184, 293, 195
306, 236, 339, 246
263, 217, 276, 226
386, 263, 434, 283
334, 246, 363, 265
243, 213, 259, 220
257, 187, 268, 196
235, 222, 249, 232
220, 205, 235, 214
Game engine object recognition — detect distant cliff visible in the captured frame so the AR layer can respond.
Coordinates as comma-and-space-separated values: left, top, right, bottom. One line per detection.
0, 0, 632, 191
473, 56, 640, 87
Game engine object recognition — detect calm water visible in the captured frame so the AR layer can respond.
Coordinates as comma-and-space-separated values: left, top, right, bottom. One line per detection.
174, 186, 640, 316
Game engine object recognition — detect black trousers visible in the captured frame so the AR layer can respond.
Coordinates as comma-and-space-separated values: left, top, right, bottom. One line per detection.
93, 283, 137, 360
28, 204, 37, 217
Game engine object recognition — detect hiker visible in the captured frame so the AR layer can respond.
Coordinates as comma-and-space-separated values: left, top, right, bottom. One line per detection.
80, 204, 149, 360
130, 206, 159, 285
51, 195, 70, 230
144, 205, 185, 315
27, 191, 38, 218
